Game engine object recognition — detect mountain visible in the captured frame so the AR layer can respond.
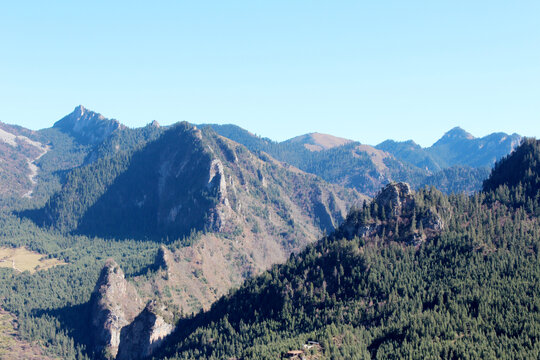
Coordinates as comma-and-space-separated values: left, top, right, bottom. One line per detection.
376, 139, 442, 172
283, 132, 353, 152
378, 127, 522, 171
157, 139, 540, 360
207, 124, 499, 195
0, 115, 518, 210
0, 106, 131, 209
21, 121, 363, 350
30, 122, 361, 240
428, 127, 521, 168
53, 105, 125, 145
0, 107, 534, 360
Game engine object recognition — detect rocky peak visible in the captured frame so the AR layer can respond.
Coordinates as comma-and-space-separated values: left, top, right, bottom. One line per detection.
339, 182, 446, 246
433, 127, 475, 147
375, 182, 413, 216
89, 259, 144, 359
53, 105, 124, 144
149, 120, 160, 128
116, 300, 174, 360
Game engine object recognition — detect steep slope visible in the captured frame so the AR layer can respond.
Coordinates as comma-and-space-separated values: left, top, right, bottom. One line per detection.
116, 300, 173, 360
35, 122, 361, 240
483, 137, 540, 202
0, 122, 49, 198
0, 106, 134, 208
89, 259, 145, 359
157, 139, 540, 360
0, 308, 58, 360
27, 122, 363, 326
25, 122, 164, 232
206, 124, 424, 196
53, 105, 125, 145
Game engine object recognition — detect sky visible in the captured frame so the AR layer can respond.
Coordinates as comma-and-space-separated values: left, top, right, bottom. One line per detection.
0, 1, 538, 147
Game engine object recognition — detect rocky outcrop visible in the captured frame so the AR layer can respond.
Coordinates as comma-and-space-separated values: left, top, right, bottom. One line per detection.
89, 260, 144, 359
116, 300, 174, 360
339, 182, 444, 245
374, 182, 413, 216
53, 105, 124, 144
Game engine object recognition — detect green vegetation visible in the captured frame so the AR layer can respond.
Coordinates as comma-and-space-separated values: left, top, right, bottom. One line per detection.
0, 212, 162, 359
0, 112, 534, 360
25, 124, 164, 235
156, 139, 540, 359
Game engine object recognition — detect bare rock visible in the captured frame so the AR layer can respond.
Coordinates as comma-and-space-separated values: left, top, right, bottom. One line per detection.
89, 259, 144, 359
116, 300, 174, 360
53, 105, 124, 144
375, 182, 412, 216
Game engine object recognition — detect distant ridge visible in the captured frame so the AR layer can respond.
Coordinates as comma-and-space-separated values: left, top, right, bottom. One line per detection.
284, 132, 353, 151
377, 127, 522, 170
53, 105, 125, 144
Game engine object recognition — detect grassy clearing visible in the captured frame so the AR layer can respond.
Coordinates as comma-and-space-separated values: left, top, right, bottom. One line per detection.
0, 247, 66, 273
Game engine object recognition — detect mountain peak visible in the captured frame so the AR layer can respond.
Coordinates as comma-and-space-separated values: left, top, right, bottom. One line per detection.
441, 127, 474, 141
284, 132, 353, 151
53, 106, 124, 144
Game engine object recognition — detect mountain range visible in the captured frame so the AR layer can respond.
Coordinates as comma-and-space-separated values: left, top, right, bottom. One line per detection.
206, 123, 519, 195
0, 105, 535, 360
0, 106, 520, 206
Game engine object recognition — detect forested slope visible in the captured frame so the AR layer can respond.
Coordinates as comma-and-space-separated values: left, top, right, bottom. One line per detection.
157, 139, 540, 360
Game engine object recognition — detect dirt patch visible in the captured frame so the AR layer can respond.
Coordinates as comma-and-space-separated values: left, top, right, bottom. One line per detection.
354, 144, 390, 173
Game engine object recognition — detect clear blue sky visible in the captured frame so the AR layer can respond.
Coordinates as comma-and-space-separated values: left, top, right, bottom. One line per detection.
0, 1, 538, 147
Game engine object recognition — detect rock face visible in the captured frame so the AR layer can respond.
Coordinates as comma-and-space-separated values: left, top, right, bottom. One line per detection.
89, 260, 144, 359
116, 300, 174, 360
339, 182, 444, 245
53, 105, 124, 144
374, 182, 413, 216
44, 121, 362, 241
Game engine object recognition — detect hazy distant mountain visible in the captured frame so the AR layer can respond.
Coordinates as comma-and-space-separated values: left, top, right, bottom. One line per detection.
376, 139, 442, 172
427, 127, 521, 168
53, 105, 125, 145
283, 132, 353, 151
378, 127, 522, 171
207, 124, 504, 195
